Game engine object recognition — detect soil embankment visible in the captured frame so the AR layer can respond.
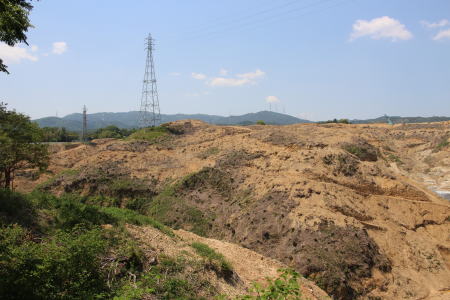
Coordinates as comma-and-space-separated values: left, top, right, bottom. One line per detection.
17, 120, 450, 299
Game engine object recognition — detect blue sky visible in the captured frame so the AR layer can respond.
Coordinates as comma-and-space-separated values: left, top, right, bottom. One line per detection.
1, 0, 449, 121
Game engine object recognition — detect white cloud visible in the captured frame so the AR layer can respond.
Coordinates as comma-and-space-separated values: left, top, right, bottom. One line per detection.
350, 16, 413, 41
192, 72, 206, 80
421, 19, 449, 28
209, 77, 251, 87
0, 43, 38, 64
237, 69, 265, 80
219, 68, 228, 76
433, 28, 450, 40
169, 72, 181, 76
209, 69, 265, 87
266, 96, 280, 103
31, 45, 39, 52
52, 42, 68, 55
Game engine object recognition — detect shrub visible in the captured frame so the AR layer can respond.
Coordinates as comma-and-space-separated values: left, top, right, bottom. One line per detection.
55, 195, 115, 229
191, 242, 233, 276
0, 225, 110, 300
322, 154, 359, 176
0, 189, 36, 227
234, 269, 303, 300
342, 141, 378, 162
256, 120, 266, 125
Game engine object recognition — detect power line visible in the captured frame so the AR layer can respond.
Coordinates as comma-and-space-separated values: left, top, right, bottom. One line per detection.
166, 0, 303, 40
167, 0, 345, 43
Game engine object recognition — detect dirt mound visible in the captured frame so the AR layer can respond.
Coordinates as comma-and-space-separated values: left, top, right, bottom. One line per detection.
126, 224, 329, 299
16, 121, 450, 299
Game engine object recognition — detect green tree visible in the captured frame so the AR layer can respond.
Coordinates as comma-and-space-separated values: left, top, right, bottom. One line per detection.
0, 102, 49, 189
0, 0, 35, 73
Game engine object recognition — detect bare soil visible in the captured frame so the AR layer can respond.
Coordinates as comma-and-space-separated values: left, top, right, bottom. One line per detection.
16, 120, 450, 300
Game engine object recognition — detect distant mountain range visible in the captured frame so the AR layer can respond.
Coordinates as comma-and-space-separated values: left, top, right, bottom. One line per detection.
34, 111, 310, 131
33, 111, 450, 131
350, 116, 450, 124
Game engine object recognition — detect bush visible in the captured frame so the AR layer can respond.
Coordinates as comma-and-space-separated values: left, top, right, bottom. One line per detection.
234, 269, 303, 300
0, 225, 110, 300
0, 189, 36, 227
342, 141, 378, 162
256, 120, 266, 125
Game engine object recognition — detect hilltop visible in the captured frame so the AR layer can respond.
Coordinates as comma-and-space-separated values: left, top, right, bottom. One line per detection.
16, 120, 450, 299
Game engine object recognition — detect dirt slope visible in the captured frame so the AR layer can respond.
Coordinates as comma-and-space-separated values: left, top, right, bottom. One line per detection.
125, 224, 329, 299
17, 120, 450, 299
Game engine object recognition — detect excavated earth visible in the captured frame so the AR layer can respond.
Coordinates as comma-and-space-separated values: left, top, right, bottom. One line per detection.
16, 120, 450, 300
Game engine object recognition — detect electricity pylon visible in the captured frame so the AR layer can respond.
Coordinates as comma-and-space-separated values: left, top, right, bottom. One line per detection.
138, 33, 161, 127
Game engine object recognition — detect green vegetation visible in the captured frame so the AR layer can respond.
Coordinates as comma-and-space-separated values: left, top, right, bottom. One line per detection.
0, 225, 110, 299
342, 141, 378, 162
147, 183, 212, 237
319, 118, 351, 124
42, 127, 79, 142
128, 126, 169, 142
114, 254, 217, 300
0, 103, 49, 189
256, 120, 266, 125
322, 153, 359, 176
232, 269, 304, 300
0, 189, 180, 299
99, 206, 174, 237
386, 153, 403, 165
90, 125, 136, 139
37, 165, 156, 206
434, 135, 449, 152
0, 0, 34, 74
191, 242, 233, 275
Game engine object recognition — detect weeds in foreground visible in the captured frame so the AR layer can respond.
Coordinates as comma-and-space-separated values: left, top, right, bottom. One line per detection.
222, 269, 304, 300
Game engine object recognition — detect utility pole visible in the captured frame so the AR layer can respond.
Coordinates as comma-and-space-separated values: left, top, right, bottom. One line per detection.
81, 105, 87, 142
138, 33, 161, 127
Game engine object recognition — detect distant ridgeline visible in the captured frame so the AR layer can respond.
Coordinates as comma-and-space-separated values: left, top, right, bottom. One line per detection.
351, 116, 450, 124
33, 111, 311, 131
33, 111, 450, 131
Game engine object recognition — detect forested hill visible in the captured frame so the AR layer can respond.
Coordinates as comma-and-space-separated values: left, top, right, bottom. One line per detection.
351, 115, 450, 124
34, 111, 310, 131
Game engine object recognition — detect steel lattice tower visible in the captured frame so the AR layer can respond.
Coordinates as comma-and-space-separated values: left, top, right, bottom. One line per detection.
138, 33, 161, 127
81, 105, 87, 142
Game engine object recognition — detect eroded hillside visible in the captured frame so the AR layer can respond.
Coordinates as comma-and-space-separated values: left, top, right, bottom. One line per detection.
17, 120, 450, 300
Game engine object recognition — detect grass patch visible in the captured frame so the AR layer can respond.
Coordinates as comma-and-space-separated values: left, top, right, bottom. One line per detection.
128, 127, 169, 143
99, 206, 174, 237
387, 153, 403, 165
434, 136, 449, 152
191, 242, 233, 275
